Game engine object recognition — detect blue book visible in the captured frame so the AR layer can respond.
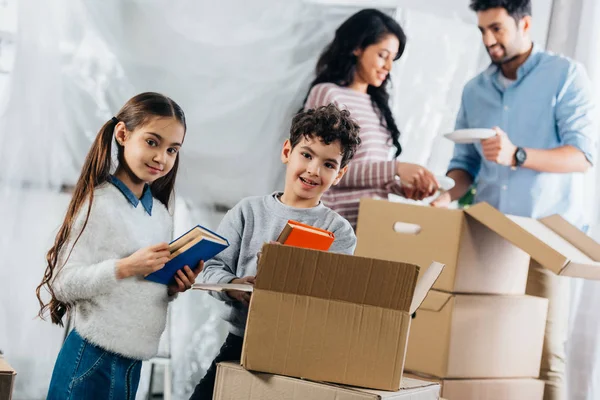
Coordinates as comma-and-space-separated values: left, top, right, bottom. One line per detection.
145, 225, 229, 285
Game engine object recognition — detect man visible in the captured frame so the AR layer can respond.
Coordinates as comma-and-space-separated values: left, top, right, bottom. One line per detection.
432, 1, 597, 399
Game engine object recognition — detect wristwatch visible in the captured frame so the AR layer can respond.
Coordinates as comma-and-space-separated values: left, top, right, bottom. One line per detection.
514, 147, 527, 167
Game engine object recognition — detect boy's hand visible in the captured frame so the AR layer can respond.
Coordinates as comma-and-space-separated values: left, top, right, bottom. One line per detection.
167, 261, 204, 296
257, 241, 280, 263
227, 276, 255, 307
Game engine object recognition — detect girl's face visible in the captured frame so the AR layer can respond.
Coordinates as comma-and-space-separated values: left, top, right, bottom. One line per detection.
115, 117, 185, 184
353, 34, 400, 88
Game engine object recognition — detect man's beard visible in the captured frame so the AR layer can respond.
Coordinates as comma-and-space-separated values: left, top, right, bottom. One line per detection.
488, 45, 520, 65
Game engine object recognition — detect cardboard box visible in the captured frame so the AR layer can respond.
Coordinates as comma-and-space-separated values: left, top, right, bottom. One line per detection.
405, 374, 544, 400
405, 291, 548, 378
241, 244, 444, 391
0, 357, 16, 400
214, 362, 441, 400
356, 200, 530, 294
356, 199, 600, 294
441, 378, 544, 400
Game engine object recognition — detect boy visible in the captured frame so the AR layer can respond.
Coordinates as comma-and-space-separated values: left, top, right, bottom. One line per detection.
189, 104, 361, 399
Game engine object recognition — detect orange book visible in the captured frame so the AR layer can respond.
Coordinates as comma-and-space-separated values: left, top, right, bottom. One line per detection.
276, 220, 335, 251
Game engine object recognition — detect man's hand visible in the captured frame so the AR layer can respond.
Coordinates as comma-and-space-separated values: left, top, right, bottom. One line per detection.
227, 276, 255, 307
481, 127, 517, 166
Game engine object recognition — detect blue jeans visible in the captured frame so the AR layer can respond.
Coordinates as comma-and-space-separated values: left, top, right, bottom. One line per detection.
47, 330, 142, 400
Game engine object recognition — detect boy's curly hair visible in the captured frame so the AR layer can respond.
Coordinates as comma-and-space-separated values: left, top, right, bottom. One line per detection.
290, 104, 361, 168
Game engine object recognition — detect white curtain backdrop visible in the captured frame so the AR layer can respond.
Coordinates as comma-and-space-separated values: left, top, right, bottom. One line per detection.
546, 1, 600, 399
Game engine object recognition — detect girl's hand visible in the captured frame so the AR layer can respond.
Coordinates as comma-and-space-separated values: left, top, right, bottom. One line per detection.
167, 261, 204, 296
116, 243, 171, 279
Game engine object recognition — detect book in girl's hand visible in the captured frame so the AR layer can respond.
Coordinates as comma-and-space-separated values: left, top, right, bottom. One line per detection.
145, 225, 229, 285
276, 220, 334, 251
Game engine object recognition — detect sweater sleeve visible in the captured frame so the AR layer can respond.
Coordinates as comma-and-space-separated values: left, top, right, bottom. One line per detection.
200, 206, 243, 302
328, 215, 357, 255
52, 202, 118, 303
336, 159, 397, 189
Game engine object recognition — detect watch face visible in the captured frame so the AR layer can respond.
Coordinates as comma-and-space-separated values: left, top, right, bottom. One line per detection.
516, 148, 527, 164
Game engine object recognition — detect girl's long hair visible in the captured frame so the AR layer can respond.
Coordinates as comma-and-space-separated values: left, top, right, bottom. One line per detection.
303, 9, 406, 157
36, 92, 186, 326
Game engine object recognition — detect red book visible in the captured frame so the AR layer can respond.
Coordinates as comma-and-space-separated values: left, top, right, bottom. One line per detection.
276, 220, 335, 251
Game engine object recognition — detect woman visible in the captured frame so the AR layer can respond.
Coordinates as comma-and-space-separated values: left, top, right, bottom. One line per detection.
303, 9, 438, 229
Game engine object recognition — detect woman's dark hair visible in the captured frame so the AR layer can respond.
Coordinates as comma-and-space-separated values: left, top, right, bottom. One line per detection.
302, 9, 406, 157
36, 92, 186, 326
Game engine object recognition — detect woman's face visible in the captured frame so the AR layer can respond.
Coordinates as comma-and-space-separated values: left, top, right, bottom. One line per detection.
353, 34, 400, 88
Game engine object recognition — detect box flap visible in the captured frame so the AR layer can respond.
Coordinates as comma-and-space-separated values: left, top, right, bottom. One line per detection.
464, 203, 575, 276
256, 244, 419, 312
541, 214, 600, 260
409, 262, 445, 314
417, 290, 452, 312
509, 215, 600, 279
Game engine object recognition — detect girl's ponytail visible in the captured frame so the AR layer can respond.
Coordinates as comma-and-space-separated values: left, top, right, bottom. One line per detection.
36, 118, 116, 326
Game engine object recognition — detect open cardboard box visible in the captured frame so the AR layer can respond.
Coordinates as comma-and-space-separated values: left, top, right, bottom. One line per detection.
237, 244, 444, 391
356, 199, 600, 294
214, 362, 440, 400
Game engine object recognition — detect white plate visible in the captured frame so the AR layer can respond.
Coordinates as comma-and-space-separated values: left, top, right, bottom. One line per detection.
437, 175, 455, 192
444, 128, 496, 144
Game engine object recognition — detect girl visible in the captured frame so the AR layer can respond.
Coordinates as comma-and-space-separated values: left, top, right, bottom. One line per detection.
303, 9, 439, 229
36, 92, 202, 399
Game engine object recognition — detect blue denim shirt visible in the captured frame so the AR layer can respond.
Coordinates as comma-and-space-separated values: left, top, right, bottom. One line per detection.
107, 175, 153, 215
448, 44, 597, 227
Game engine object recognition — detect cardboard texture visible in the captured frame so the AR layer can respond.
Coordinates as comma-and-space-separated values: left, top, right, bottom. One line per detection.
404, 374, 544, 400
356, 200, 600, 295
405, 291, 548, 378
241, 244, 444, 391
214, 362, 441, 400
441, 378, 544, 400
0, 357, 16, 400
355, 199, 530, 294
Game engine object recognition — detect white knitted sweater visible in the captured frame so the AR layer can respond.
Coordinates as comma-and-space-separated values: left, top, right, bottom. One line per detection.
52, 183, 173, 360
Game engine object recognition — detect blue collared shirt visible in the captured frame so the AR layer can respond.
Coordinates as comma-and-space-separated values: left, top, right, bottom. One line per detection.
448, 44, 597, 227
107, 175, 154, 215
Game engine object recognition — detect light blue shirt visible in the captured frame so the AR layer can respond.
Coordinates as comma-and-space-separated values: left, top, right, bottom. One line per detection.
107, 174, 154, 215
448, 44, 597, 228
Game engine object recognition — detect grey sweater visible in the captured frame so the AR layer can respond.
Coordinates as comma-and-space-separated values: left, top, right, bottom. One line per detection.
200, 192, 356, 337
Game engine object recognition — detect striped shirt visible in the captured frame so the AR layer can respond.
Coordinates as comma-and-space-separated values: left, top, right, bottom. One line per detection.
304, 83, 402, 229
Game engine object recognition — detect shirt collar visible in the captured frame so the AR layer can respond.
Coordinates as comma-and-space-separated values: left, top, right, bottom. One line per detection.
484, 42, 543, 91
107, 175, 153, 215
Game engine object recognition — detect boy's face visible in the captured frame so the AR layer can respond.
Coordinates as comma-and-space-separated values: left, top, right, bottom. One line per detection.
281, 135, 348, 208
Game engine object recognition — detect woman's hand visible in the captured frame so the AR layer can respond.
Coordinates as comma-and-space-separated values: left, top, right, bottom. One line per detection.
396, 162, 439, 200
